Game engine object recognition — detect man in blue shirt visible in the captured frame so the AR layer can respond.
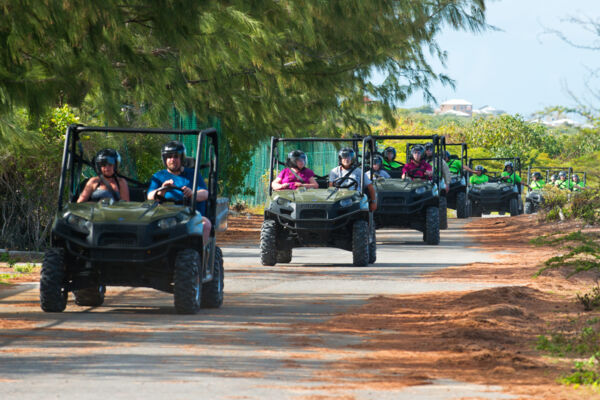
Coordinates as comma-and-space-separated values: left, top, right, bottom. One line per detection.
147, 140, 211, 243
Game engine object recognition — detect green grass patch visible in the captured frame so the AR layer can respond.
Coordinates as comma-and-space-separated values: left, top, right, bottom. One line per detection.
0, 273, 14, 284
13, 264, 39, 274
532, 231, 600, 277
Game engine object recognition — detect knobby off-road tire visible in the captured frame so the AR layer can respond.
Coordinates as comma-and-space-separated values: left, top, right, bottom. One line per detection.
524, 201, 533, 214
509, 198, 519, 216
73, 285, 105, 307
40, 248, 68, 312
368, 224, 376, 264
352, 220, 369, 267
173, 249, 202, 314
276, 249, 292, 264
201, 246, 224, 308
439, 196, 448, 230
260, 220, 278, 266
456, 192, 468, 219
424, 206, 440, 245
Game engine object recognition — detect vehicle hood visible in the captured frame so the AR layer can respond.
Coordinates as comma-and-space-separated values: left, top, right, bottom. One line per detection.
374, 178, 431, 192
474, 182, 514, 191
270, 188, 358, 204
61, 201, 190, 223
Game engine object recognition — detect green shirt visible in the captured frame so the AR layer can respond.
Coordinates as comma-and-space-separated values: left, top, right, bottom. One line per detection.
382, 159, 403, 171
501, 171, 521, 184
470, 174, 489, 185
556, 179, 574, 190
447, 159, 462, 174
530, 179, 545, 190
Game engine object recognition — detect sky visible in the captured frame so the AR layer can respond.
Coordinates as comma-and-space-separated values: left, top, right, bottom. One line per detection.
380, 0, 600, 116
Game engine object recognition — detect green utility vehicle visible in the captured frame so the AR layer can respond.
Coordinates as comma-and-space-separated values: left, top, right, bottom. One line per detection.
444, 143, 468, 219
371, 135, 442, 245
41, 125, 228, 314
524, 167, 586, 213
261, 136, 376, 267
467, 157, 523, 217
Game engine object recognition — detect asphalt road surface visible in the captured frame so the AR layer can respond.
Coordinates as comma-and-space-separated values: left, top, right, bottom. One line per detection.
0, 219, 518, 400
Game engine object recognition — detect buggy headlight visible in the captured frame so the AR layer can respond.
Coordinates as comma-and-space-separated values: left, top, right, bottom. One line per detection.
275, 196, 290, 206
339, 198, 353, 208
158, 217, 177, 229
502, 186, 511, 191
470, 186, 480, 193
66, 213, 90, 234
415, 186, 427, 195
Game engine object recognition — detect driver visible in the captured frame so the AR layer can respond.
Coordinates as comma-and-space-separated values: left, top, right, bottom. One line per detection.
469, 165, 489, 185
271, 150, 319, 190
573, 174, 586, 191
501, 161, 528, 190
78, 148, 130, 202
401, 145, 433, 180
147, 140, 211, 243
382, 146, 402, 171
555, 171, 573, 190
328, 147, 377, 211
424, 142, 450, 193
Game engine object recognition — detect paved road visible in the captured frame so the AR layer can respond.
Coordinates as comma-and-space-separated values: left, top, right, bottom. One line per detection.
0, 219, 517, 400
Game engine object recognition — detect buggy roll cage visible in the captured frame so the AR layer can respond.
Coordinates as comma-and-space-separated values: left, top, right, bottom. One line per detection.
58, 125, 219, 225
267, 136, 376, 197
467, 157, 522, 183
526, 166, 586, 188
368, 134, 443, 184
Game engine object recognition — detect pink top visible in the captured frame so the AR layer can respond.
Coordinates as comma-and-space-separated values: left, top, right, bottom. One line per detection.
277, 167, 316, 189
402, 160, 432, 180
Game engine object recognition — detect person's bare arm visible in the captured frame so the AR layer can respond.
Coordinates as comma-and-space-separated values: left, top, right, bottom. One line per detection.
77, 178, 97, 202
119, 178, 130, 201
367, 184, 377, 212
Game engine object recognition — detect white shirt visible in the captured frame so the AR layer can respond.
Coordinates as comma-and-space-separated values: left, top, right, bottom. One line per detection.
329, 166, 372, 190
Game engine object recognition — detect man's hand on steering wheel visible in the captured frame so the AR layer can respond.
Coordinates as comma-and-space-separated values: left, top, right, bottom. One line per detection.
333, 176, 359, 189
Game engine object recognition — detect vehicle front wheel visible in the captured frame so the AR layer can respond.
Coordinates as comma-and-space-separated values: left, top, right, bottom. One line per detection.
524, 201, 533, 214
368, 224, 376, 264
509, 198, 519, 216
439, 196, 448, 230
201, 246, 224, 308
173, 249, 202, 314
424, 206, 440, 245
40, 248, 68, 312
260, 220, 278, 266
352, 220, 369, 267
74, 285, 105, 307
456, 192, 468, 219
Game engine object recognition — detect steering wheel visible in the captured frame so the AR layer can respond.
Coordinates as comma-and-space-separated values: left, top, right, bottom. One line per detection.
333, 176, 359, 189
155, 185, 189, 205
406, 168, 430, 179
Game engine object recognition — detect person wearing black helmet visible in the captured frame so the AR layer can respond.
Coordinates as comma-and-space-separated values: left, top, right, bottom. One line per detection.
147, 140, 211, 243
500, 161, 521, 184
530, 172, 545, 190
445, 151, 462, 174
572, 174, 586, 191
555, 170, 574, 190
382, 146, 402, 171
329, 147, 377, 211
402, 145, 433, 180
424, 142, 450, 193
78, 148, 130, 202
370, 155, 390, 179
271, 149, 318, 190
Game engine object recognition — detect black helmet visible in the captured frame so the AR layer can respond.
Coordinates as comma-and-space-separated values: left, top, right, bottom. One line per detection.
411, 145, 424, 158
161, 140, 186, 167
475, 165, 484, 172
573, 174, 580, 180
558, 171, 567, 178
286, 149, 307, 169
338, 147, 356, 165
94, 148, 121, 175
425, 142, 434, 152
372, 154, 383, 167
383, 146, 396, 161
533, 172, 542, 180
444, 150, 451, 159
504, 161, 514, 170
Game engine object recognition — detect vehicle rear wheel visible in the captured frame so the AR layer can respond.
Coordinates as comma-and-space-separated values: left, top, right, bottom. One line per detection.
40, 248, 68, 312
173, 249, 201, 314
439, 196, 448, 230
260, 220, 278, 266
352, 220, 369, 267
456, 192, 467, 219
73, 285, 105, 307
276, 249, 292, 264
201, 246, 224, 308
509, 198, 519, 216
424, 207, 440, 245
524, 201, 533, 214
368, 224, 376, 264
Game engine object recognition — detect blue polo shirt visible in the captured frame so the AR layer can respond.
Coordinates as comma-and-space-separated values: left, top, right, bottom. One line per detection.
148, 167, 207, 215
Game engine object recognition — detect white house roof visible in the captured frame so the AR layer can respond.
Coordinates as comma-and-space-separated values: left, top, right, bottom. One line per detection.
441, 99, 472, 106
439, 109, 471, 117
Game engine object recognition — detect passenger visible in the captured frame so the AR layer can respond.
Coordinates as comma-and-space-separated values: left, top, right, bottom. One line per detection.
271, 150, 318, 190
147, 140, 211, 243
382, 146, 403, 171
555, 171, 574, 190
424, 143, 450, 193
78, 148, 130, 202
401, 145, 433, 180
370, 155, 390, 179
573, 174, 587, 191
445, 151, 463, 175
529, 172, 546, 190
329, 148, 377, 211
469, 165, 489, 185
550, 174, 558, 186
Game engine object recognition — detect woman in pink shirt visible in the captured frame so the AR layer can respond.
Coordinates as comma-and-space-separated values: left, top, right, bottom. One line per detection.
402, 145, 433, 180
272, 150, 319, 190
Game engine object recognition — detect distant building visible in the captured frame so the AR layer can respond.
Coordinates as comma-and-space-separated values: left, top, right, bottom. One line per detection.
472, 105, 505, 116
436, 99, 473, 116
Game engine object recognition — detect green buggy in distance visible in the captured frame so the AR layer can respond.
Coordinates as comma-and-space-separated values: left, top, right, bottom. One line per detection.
524, 166, 587, 214
261, 136, 376, 267
371, 134, 442, 245
40, 125, 228, 314
444, 143, 468, 219
467, 157, 523, 217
